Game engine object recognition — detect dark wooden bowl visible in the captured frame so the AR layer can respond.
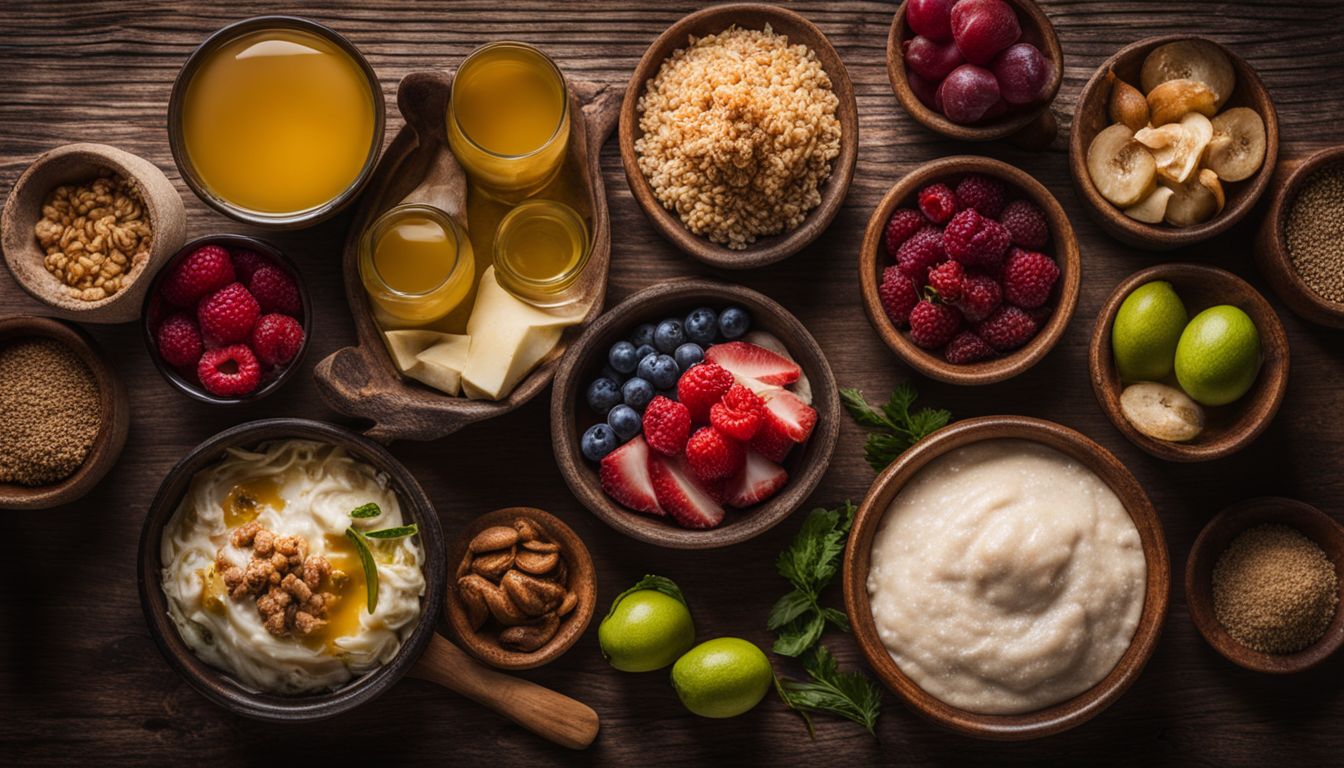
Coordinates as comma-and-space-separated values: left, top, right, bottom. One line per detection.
1067, 35, 1279, 250
858, 155, 1080, 385
445, 507, 596, 670
618, 3, 859, 269
1088, 263, 1289, 462
550, 278, 840, 549
842, 416, 1170, 740
0, 315, 129, 510
887, 0, 1062, 147
140, 234, 313, 406
1254, 145, 1344, 328
1185, 497, 1344, 674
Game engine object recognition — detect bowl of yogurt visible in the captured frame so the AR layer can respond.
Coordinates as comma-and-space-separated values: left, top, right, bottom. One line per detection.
842, 415, 1170, 739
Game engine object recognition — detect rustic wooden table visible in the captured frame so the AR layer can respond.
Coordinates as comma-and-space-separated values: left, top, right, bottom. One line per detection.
2, 1, 1342, 764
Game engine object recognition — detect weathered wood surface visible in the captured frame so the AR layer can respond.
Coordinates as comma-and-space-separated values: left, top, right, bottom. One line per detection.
2, 1, 1343, 764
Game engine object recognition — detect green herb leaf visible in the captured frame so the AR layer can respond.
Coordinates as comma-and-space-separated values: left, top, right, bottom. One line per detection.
363, 524, 418, 539
842, 385, 950, 471
605, 574, 686, 619
766, 590, 814, 631
772, 611, 826, 657
350, 503, 382, 519
821, 606, 850, 633
768, 502, 857, 659
345, 527, 379, 614
777, 645, 882, 736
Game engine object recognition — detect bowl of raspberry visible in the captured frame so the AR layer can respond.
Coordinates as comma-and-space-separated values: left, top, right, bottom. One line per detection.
550, 279, 839, 549
141, 235, 311, 404
887, 0, 1063, 145
860, 156, 1079, 385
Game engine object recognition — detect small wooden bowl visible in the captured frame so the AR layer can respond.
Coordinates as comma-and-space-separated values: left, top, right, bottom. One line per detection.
1088, 263, 1289, 462
1254, 145, 1344, 328
858, 156, 1080, 385
1185, 497, 1344, 674
1068, 35, 1279, 250
445, 507, 596, 671
140, 235, 313, 406
0, 316, 129, 510
887, 0, 1063, 147
551, 278, 840, 549
618, 2, 859, 269
843, 415, 1170, 740
1, 142, 186, 323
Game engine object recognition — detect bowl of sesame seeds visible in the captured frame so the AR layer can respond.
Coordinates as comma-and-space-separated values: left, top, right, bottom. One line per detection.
0, 315, 128, 509
1255, 145, 1344, 328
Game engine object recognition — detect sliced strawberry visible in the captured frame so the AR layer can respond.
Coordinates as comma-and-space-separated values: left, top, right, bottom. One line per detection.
599, 436, 663, 516
761, 389, 817, 443
726, 451, 788, 508
750, 414, 795, 463
648, 453, 726, 530
704, 341, 801, 386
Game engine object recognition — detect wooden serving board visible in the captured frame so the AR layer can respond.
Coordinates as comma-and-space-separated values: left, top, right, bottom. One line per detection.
314, 69, 621, 442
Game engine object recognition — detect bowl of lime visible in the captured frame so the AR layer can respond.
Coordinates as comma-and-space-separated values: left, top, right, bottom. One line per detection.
1089, 263, 1289, 461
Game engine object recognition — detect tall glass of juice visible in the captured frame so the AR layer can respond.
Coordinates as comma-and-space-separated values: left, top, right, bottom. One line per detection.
359, 204, 475, 328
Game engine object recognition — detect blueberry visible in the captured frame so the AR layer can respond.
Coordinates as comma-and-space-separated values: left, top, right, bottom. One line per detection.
654, 319, 685, 353
622, 377, 654, 411
581, 423, 620, 461
635, 343, 657, 362
601, 364, 627, 384
718, 306, 751, 339
630, 323, 657, 348
645, 354, 680, 390
684, 307, 718, 345
636, 353, 660, 382
674, 342, 704, 371
607, 404, 642, 441
586, 377, 622, 415
608, 341, 639, 375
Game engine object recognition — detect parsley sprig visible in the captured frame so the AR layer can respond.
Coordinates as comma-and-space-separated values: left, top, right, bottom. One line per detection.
776, 645, 882, 737
841, 384, 950, 471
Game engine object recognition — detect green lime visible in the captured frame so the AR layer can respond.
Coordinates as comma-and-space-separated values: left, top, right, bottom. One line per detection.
1174, 305, 1262, 406
670, 637, 773, 718
598, 587, 695, 672
1112, 281, 1188, 383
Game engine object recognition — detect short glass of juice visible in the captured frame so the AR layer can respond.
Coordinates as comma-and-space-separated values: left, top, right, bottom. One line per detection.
492, 199, 590, 308
447, 42, 571, 201
359, 204, 476, 327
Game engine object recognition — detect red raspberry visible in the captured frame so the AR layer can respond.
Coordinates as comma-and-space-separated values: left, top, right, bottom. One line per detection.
161, 245, 235, 307
196, 344, 262, 398
895, 225, 945, 282
954, 271, 1002, 322
710, 384, 764, 441
927, 260, 965, 302
1002, 248, 1060, 309
155, 313, 203, 368
908, 299, 962, 349
676, 362, 735, 423
643, 396, 692, 456
248, 264, 302, 316
879, 266, 919, 327
945, 331, 995, 364
954, 174, 1006, 217
686, 427, 746, 482
976, 305, 1039, 351
943, 208, 1010, 269
250, 313, 305, 367
999, 199, 1050, 250
197, 282, 260, 345
917, 183, 957, 223
231, 249, 273, 282
884, 208, 926, 258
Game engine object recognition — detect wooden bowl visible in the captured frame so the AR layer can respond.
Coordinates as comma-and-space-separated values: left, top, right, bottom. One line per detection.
445, 507, 596, 670
887, 0, 1063, 147
0, 316, 129, 510
842, 415, 1170, 739
1254, 145, 1344, 328
1185, 497, 1344, 674
1089, 263, 1289, 462
550, 278, 840, 549
1, 142, 186, 323
858, 156, 1080, 385
140, 235, 313, 406
618, 2, 859, 269
1068, 35, 1279, 250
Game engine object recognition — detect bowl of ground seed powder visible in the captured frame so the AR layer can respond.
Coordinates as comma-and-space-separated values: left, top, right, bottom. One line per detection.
0, 316, 128, 509
1256, 145, 1344, 328
619, 3, 858, 268
1185, 497, 1344, 673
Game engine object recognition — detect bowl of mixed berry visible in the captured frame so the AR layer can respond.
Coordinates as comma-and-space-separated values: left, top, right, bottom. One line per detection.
859, 156, 1079, 385
142, 235, 310, 404
550, 279, 839, 549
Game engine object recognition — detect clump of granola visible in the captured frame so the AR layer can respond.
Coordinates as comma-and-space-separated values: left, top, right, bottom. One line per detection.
219, 520, 347, 637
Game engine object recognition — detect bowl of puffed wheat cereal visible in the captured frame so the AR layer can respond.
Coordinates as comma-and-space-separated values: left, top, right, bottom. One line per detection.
2, 142, 186, 323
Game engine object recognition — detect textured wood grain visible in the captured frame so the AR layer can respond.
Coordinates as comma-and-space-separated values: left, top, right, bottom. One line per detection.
2, 1, 1344, 765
